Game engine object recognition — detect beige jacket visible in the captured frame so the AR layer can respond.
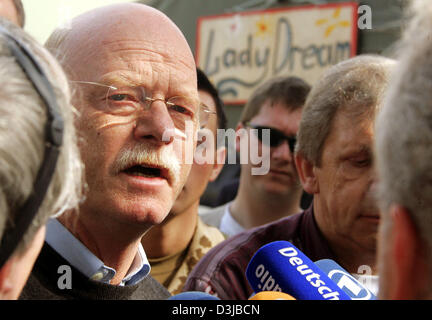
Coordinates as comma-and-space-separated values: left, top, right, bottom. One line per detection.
149, 217, 226, 295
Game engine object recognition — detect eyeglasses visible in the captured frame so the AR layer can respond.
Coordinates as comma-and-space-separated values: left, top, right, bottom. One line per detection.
73, 81, 215, 130
244, 123, 297, 152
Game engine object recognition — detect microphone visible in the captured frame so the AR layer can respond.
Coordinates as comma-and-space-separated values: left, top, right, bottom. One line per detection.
315, 259, 376, 300
167, 291, 220, 300
249, 291, 296, 300
245, 241, 351, 300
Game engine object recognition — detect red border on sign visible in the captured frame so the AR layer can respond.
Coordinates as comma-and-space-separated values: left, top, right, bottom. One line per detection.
195, 2, 359, 105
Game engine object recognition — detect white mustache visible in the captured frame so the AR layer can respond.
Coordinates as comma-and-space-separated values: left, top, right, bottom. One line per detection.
113, 144, 181, 185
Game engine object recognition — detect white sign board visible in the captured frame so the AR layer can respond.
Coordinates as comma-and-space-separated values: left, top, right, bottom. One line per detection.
196, 2, 358, 104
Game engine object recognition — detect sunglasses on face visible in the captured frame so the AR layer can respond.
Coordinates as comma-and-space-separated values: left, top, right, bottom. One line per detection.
244, 123, 297, 152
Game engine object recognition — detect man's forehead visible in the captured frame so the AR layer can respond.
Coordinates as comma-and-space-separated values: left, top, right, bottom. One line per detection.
252, 101, 302, 128
327, 111, 375, 150
62, 4, 196, 77
99, 39, 195, 71
65, 34, 196, 91
68, 41, 197, 96
335, 108, 375, 131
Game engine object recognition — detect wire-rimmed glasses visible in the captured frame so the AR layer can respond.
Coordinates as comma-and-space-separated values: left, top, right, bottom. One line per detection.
73, 81, 215, 130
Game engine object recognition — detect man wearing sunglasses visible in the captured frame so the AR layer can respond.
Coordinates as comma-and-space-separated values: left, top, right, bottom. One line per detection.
201, 76, 311, 237
184, 55, 394, 300
21, 3, 200, 299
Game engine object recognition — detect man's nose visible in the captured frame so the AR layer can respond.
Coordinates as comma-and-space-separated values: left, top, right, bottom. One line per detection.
271, 139, 293, 162
369, 167, 378, 192
133, 100, 176, 145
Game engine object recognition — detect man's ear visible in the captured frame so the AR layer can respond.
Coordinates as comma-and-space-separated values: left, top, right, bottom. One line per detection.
0, 257, 14, 299
294, 152, 319, 194
390, 205, 428, 299
209, 146, 227, 182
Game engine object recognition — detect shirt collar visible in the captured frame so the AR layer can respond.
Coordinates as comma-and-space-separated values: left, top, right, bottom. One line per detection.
220, 203, 245, 237
299, 204, 338, 262
45, 218, 150, 286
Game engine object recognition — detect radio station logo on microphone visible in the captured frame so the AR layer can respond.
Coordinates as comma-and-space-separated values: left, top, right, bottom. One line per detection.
254, 264, 282, 292
327, 269, 373, 300
278, 246, 343, 300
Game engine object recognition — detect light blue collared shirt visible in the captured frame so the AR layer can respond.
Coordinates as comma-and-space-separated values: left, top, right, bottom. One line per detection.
45, 218, 150, 286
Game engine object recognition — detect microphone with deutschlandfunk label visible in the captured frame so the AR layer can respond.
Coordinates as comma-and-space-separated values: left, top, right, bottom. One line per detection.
245, 241, 351, 300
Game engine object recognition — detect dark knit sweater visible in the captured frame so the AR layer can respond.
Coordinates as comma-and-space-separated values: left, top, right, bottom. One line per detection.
20, 243, 171, 300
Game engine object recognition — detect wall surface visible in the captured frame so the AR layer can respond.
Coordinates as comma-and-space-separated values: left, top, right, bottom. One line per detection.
22, 0, 137, 44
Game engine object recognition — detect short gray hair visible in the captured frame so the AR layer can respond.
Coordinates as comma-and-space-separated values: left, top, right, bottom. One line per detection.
296, 55, 396, 166
375, 0, 432, 276
0, 18, 84, 255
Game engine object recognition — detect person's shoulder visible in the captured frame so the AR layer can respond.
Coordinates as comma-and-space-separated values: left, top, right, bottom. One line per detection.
20, 243, 74, 300
196, 217, 226, 242
134, 275, 171, 300
183, 209, 307, 299
193, 209, 306, 271
186, 216, 286, 278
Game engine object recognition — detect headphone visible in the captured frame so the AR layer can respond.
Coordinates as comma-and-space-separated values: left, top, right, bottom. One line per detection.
0, 26, 64, 269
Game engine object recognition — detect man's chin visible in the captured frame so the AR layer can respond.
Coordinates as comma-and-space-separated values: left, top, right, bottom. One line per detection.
115, 199, 173, 228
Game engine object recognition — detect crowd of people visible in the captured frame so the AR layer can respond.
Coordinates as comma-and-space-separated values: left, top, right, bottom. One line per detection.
0, 0, 431, 301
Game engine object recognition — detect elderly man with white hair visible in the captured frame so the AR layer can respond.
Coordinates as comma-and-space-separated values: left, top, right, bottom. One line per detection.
21, 3, 203, 299
375, 0, 432, 300
0, 17, 83, 300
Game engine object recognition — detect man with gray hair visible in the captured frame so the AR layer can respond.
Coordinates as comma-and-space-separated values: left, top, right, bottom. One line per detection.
184, 55, 395, 300
21, 3, 203, 299
0, 18, 83, 299
375, 0, 432, 300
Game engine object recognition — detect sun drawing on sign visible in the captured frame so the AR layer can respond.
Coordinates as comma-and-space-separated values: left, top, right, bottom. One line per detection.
315, 8, 350, 37
255, 16, 272, 38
